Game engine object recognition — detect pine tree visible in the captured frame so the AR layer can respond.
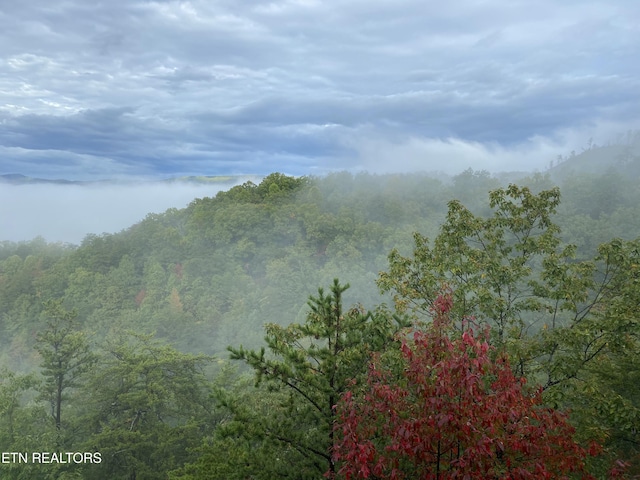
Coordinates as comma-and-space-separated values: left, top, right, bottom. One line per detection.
35, 299, 95, 437
177, 280, 409, 479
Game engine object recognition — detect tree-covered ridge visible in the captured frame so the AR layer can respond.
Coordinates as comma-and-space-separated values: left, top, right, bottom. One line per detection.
0, 171, 444, 364
0, 170, 639, 478
548, 131, 640, 181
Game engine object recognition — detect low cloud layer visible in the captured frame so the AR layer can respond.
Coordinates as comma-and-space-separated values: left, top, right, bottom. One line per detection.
344, 119, 640, 174
1, 1, 638, 179
0, 182, 240, 244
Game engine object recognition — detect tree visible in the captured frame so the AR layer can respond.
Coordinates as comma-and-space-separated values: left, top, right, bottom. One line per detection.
35, 300, 95, 435
0, 369, 59, 480
558, 238, 640, 476
0, 368, 40, 447
76, 333, 216, 480
332, 295, 598, 479
190, 280, 409, 479
377, 185, 637, 390
378, 185, 571, 335
450, 168, 501, 210
376, 185, 640, 475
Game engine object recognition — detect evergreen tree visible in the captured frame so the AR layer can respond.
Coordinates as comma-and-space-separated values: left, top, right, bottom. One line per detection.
176, 280, 409, 479
76, 333, 215, 480
35, 300, 95, 438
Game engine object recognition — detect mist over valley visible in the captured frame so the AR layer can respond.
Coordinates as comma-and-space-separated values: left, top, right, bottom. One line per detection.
2, 0, 640, 476
0, 177, 250, 244
1, 156, 640, 478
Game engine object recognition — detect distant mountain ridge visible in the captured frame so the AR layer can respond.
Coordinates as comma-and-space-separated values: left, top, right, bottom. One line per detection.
548, 138, 640, 181
0, 173, 259, 186
0, 173, 84, 185
4, 135, 640, 187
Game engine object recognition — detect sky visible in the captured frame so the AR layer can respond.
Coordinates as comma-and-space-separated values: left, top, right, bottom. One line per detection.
1, 0, 639, 181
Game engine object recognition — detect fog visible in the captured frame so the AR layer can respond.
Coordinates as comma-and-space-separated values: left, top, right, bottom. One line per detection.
346, 121, 640, 174
0, 181, 243, 244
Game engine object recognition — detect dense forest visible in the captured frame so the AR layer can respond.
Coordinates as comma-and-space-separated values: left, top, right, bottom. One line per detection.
1, 151, 640, 478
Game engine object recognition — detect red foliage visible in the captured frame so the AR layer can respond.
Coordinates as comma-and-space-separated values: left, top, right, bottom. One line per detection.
135, 289, 147, 306
332, 296, 598, 480
609, 460, 633, 479
174, 262, 184, 279
432, 289, 453, 316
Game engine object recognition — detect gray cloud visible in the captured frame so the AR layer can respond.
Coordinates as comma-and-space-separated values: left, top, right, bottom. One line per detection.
1, 0, 639, 179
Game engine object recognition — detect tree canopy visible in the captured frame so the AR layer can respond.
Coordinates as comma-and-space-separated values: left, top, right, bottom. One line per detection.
333, 294, 599, 479
0, 170, 639, 478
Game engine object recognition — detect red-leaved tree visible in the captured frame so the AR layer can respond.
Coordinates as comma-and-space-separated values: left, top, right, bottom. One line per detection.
332, 295, 600, 479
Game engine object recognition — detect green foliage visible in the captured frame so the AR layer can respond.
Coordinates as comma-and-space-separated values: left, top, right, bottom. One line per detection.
377, 184, 640, 476
182, 280, 409, 479
209, 173, 309, 205
377, 185, 632, 389
451, 168, 501, 211
561, 172, 635, 220
379, 185, 566, 328
0, 172, 477, 364
35, 300, 96, 435
75, 333, 216, 480
0, 369, 40, 447
1, 170, 639, 477
0, 373, 57, 480
558, 239, 640, 476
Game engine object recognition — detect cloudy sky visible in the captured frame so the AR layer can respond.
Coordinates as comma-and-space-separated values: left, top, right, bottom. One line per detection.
1, 0, 639, 180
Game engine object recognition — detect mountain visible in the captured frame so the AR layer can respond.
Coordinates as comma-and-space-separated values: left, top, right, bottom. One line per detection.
0, 173, 86, 185
548, 140, 640, 181
0, 173, 259, 186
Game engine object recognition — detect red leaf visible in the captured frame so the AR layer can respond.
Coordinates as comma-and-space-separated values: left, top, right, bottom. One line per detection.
331, 300, 599, 479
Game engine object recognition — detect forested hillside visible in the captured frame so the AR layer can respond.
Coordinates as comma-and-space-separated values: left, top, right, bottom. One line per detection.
1, 168, 639, 479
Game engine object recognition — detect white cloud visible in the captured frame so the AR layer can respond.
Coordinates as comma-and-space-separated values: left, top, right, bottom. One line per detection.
345, 119, 640, 174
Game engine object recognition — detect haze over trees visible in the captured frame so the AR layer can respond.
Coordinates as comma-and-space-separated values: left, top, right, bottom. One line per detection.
1, 143, 640, 478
